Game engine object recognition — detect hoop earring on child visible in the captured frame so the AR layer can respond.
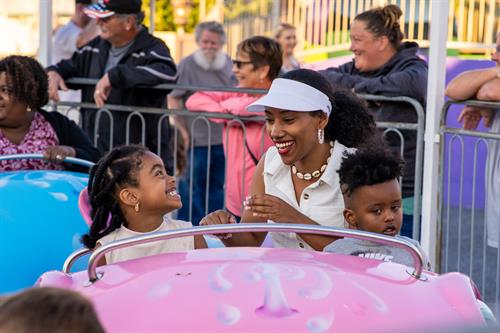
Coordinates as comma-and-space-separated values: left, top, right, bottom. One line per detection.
317, 128, 324, 144
134, 202, 140, 213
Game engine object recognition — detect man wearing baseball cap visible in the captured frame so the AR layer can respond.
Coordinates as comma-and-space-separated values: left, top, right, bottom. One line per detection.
47, 0, 177, 172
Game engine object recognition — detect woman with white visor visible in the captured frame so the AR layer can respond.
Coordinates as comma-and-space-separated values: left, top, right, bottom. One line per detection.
200, 69, 380, 250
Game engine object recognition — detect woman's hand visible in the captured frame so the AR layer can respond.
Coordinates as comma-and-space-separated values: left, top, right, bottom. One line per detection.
199, 210, 237, 240
244, 194, 299, 223
43, 145, 76, 164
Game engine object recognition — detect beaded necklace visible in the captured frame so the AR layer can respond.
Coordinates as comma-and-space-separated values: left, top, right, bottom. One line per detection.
291, 141, 334, 180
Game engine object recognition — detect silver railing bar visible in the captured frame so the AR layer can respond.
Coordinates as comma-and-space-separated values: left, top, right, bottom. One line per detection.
63, 248, 92, 273
442, 127, 500, 140
360, 93, 425, 241
65, 78, 268, 94
0, 154, 94, 168
82, 223, 426, 282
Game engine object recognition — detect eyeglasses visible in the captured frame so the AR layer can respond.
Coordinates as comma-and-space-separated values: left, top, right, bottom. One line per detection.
232, 59, 253, 69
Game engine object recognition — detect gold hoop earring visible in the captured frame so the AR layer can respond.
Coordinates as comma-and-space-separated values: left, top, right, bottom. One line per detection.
134, 202, 140, 213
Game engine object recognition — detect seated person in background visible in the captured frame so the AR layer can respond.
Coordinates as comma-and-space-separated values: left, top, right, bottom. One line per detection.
445, 31, 500, 249
81, 145, 206, 265
324, 148, 431, 269
0, 55, 100, 171
0, 287, 105, 333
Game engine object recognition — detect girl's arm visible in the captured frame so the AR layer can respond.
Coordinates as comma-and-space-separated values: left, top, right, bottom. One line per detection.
194, 235, 207, 249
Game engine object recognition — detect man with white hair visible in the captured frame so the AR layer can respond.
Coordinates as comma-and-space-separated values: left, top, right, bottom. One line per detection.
168, 21, 236, 225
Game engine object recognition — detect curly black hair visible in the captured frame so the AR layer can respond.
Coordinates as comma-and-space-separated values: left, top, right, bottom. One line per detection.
81, 145, 148, 249
0, 55, 49, 110
338, 147, 405, 197
280, 69, 379, 148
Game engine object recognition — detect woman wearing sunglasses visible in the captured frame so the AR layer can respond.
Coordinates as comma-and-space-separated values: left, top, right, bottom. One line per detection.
186, 36, 282, 220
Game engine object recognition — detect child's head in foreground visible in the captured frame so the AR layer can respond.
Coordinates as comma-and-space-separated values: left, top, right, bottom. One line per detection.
338, 148, 404, 236
0, 287, 105, 333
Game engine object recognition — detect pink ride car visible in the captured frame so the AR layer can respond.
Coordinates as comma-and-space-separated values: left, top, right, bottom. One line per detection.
36, 224, 495, 332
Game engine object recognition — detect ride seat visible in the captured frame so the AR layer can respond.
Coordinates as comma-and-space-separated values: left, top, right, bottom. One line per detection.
78, 187, 93, 226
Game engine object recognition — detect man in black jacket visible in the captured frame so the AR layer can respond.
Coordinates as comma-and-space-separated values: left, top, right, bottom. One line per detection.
47, 0, 177, 172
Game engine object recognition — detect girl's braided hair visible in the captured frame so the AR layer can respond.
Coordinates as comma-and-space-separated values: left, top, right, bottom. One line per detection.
81, 145, 148, 249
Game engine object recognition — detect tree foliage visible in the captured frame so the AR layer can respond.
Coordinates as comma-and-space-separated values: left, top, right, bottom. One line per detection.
141, 0, 199, 32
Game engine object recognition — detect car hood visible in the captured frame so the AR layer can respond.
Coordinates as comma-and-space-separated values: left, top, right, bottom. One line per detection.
38, 247, 485, 332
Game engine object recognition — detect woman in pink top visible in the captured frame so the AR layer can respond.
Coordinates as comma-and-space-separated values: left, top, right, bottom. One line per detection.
0, 55, 99, 171
186, 36, 282, 218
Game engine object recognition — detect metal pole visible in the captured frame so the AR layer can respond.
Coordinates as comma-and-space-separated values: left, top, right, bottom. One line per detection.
271, 0, 281, 30
199, 0, 206, 22
421, 0, 449, 269
38, 0, 53, 66
149, 0, 155, 33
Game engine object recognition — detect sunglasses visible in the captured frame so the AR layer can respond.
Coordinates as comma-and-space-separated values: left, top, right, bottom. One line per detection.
232, 59, 253, 69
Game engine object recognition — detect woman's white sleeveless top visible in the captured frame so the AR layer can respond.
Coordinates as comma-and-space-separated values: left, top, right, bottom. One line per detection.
263, 141, 353, 250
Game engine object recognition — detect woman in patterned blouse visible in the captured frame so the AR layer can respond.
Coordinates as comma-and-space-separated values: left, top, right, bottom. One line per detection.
0, 55, 99, 171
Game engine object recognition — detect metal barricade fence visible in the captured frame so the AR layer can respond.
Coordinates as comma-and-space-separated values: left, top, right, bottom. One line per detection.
51, 79, 424, 235
439, 99, 500, 317
359, 94, 425, 241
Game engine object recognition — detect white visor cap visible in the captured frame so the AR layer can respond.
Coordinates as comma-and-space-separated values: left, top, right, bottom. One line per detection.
246, 78, 331, 117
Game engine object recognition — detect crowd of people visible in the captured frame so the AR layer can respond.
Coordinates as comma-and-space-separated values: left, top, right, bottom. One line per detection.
0, 0, 498, 329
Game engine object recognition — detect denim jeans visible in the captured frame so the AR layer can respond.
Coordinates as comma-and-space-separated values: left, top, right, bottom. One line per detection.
177, 145, 225, 225
401, 213, 414, 238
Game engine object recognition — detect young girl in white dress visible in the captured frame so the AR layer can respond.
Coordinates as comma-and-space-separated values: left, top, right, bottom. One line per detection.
81, 145, 206, 265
